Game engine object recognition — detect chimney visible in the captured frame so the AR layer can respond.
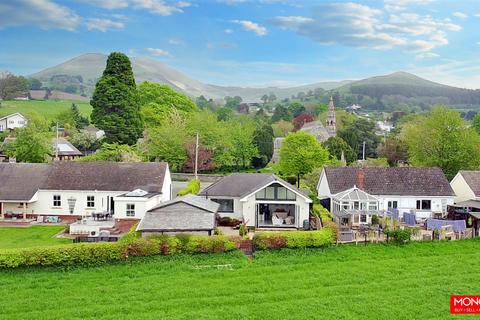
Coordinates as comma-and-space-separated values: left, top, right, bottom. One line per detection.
356, 169, 365, 190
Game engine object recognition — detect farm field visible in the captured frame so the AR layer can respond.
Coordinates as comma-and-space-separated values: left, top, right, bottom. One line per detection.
0, 226, 71, 249
1, 239, 479, 319
0, 100, 92, 121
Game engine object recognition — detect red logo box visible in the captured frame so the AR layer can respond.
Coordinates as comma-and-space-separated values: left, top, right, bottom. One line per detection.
451, 296, 480, 314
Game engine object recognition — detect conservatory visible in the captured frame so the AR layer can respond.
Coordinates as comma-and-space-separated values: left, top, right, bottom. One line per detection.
331, 186, 380, 227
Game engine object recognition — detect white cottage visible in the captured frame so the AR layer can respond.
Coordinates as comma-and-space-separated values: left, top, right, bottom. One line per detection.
198, 173, 312, 229
0, 113, 27, 132
317, 167, 455, 226
0, 162, 172, 221
450, 171, 480, 203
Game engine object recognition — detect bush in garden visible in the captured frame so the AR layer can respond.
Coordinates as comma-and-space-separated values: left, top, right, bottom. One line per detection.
239, 224, 247, 237
217, 217, 242, 227
386, 229, 412, 245
371, 215, 380, 225
322, 220, 339, 240
213, 227, 224, 235
177, 179, 201, 196
253, 229, 334, 250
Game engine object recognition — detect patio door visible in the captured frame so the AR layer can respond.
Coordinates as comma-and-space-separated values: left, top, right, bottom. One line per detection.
295, 205, 300, 228
255, 204, 259, 228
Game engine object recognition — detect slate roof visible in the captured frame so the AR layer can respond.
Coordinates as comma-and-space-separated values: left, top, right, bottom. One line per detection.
300, 120, 331, 142
324, 167, 454, 196
198, 173, 310, 199
0, 162, 169, 201
138, 195, 219, 232
0, 163, 51, 201
458, 171, 480, 197
44, 162, 168, 192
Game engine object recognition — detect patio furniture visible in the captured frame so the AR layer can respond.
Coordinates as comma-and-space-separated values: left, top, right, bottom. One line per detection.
284, 216, 295, 225
272, 215, 283, 226
274, 210, 289, 219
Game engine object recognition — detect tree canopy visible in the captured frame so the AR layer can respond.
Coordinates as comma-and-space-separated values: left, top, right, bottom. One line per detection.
322, 136, 357, 165
402, 107, 480, 179
338, 117, 380, 159
90, 52, 143, 145
279, 131, 330, 186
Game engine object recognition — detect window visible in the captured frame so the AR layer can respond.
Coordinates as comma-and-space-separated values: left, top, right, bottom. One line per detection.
353, 202, 360, 210
265, 186, 275, 199
342, 202, 350, 210
212, 199, 234, 212
368, 202, 377, 210
126, 204, 135, 217
255, 184, 297, 201
53, 195, 61, 207
416, 199, 431, 210
387, 201, 398, 209
360, 214, 367, 223
87, 196, 95, 208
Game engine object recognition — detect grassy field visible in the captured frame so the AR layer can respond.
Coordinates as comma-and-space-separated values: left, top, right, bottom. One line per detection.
0, 226, 71, 249
1, 239, 479, 319
0, 100, 92, 121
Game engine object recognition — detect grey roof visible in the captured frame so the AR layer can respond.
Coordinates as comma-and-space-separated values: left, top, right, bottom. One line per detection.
455, 199, 480, 210
459, 171, 480, 197
198, 173, 310, 199
138, 195, 219, 232
53, 138, 83, 157
44, 162, 168, 192
0, 163, 51, 201
324, 167, 454, 196
300, 121, 331, 142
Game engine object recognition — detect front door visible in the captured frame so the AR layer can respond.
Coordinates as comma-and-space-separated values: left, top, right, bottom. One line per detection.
110, 197, 115, 215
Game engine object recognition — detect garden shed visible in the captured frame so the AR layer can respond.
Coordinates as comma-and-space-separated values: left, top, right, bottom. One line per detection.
137, 195, 219, 236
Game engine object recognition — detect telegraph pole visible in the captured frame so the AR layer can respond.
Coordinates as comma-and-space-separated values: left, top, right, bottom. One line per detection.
362, 141, 366, 161
55, 122, 59, 161
194, 133, 199, 180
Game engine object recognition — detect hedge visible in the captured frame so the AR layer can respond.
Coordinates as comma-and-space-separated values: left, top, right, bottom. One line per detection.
253, 228, 335, 250
177, 179, 201, 196
0, 235, 237, 269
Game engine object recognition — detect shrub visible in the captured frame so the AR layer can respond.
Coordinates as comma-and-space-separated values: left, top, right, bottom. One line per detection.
386, 229, 412, 245
371, 215, 380, 225
184, 236, 236, 254
177, 179, 201, 196
253, 229, 334, 250
213, 227, 224, 236
322, 220, 339, 240
217, 217, 242, 227
239, 224, 247, 237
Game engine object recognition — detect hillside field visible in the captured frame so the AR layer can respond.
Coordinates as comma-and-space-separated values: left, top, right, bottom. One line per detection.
1, 239, 479, 319
0, 100, 92, 121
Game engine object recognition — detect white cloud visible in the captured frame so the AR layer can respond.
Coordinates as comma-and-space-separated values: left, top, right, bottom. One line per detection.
168, 39, 183, 45
132, 0, 188, 16
85, 18, 125, 32
415, 52, 439, 59
0, 0, 81, 31
145, 48, 171, 56
384, 0, 436, 12
453, 12, 468, 19
475, 13, 480, 18
224, 28, 233, 34
231, 20, 267, 36
78, 0, 129, 9
271, 2, 460, 55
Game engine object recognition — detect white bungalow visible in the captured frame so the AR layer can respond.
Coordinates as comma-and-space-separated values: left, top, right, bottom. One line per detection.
198, 173, 312, 229
318, 167, 455, 226
0, 162, 172, 222
0, 113, 27, 132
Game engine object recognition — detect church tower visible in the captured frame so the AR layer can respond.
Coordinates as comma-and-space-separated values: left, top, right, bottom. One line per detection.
326, 96, 336, 136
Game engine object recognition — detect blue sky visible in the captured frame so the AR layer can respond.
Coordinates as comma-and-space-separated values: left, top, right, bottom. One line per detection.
1, 0, 480, 88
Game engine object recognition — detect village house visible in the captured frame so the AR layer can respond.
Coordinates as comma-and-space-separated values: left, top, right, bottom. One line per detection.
0, 162, 172, 222
137, 194, 219, 236
198, 173, 312, 229
0, 113, 27, 132
449, 171, 480, 236
317, 167, 455, 226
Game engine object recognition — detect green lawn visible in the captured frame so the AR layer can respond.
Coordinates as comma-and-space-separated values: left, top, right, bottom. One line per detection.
0, 100, 92, 121
1, 239, 479, 319
0, 226, 71, 249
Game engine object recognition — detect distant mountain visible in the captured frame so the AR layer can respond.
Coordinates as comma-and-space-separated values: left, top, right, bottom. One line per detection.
29, 53, 350, 100
335, 71, 480, 108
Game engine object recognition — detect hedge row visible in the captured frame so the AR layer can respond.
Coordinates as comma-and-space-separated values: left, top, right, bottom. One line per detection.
253, 228, 335, 250
176, 179, 201, 196
0, 235, 237, 269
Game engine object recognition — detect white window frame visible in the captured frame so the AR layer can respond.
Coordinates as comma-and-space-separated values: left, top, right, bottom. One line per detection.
53, 195, 61, 207
126, 204, 135, 217
87, 196, 95, 208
